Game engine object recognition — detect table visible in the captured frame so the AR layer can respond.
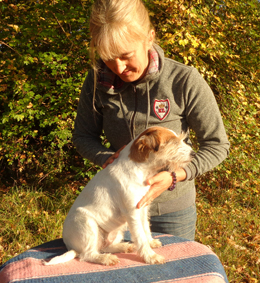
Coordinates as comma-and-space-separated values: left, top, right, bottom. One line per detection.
0, 232, 229, 283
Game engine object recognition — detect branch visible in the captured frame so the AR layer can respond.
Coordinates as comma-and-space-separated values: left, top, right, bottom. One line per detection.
51, 12, 75, 46
0, 40, 22, 56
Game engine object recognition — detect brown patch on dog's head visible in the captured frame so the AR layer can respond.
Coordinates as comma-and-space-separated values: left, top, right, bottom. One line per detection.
129, 127, 179, 163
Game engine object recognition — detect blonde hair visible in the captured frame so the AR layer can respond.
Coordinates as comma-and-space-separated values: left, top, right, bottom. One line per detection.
90, 0, 153, 62
89, 0, 154, 110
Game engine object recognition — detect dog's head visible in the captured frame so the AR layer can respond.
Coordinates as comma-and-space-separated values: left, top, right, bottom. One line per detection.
129, 126, 195, 171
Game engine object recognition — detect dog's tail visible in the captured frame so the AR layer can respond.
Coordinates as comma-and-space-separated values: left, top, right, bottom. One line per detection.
43, 250, 78, 265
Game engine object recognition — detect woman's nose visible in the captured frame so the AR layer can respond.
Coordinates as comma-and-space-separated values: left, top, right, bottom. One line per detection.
113, 58, 126, 74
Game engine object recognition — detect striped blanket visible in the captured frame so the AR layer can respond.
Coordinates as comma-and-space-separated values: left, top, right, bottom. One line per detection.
0, 233, 228, 283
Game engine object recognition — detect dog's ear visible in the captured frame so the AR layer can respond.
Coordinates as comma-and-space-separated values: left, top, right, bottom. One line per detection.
179, 131, 188, 141
129, 129, 161, 163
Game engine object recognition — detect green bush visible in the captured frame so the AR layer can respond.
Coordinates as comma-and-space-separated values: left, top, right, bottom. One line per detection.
1, 0, 259, 196
1, 1, 260, 280
1, 0, 94, 184
145, 0, 260, 194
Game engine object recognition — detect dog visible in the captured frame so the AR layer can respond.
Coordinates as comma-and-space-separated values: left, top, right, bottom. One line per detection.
43, 126, 195, 266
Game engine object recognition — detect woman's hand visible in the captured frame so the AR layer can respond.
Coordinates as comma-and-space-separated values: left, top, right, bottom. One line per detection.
136, 168, 187, 209
102, 145, 126, 169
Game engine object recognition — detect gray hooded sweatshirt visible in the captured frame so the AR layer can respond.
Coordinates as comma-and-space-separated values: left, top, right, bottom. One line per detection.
73, 44, 230, 216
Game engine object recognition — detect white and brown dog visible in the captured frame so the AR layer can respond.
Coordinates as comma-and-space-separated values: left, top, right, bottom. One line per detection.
44, 126, 194, 266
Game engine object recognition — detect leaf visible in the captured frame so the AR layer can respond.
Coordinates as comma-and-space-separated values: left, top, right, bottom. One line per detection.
178, 39, 189, 46
8, 24, 19, 32
27, 102, 33, 109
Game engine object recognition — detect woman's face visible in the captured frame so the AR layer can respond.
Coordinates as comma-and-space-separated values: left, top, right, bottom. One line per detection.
103, 31, 155, 82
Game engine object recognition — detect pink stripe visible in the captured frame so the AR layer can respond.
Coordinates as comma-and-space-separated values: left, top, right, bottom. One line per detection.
152, 273, 226, 283
154, 234, 172, 238
0, 242, 216, 283
159, 241, 215, 261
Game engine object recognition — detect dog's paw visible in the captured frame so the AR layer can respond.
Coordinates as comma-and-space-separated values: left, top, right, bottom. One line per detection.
124, 243, 135, 253
150, 239, 162, 249
101, 254, 120, 266
144, 253, 165, 265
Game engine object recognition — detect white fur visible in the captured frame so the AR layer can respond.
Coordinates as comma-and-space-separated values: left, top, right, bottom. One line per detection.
43, 126, 194, 266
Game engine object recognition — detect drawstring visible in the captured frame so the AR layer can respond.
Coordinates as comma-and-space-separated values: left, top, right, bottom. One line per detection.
119, 93, 133, 140
146, 81, 150, 130
119, 82, 150, 141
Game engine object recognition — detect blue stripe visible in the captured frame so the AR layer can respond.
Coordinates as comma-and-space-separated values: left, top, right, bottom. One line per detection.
12, 254, 228, 283
0, 234, 228, 283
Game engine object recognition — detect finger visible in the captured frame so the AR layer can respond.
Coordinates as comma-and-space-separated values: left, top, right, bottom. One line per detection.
146, 179, 154, 187
137, 184, 167, 209
137, 198, 150, 209
102, 157, 112, 169
137, 197, 146, 209
147, 174, 161, 186
102, 154, 117, 169
118, 145, 126, 152
114, 152, 119, 159
102, 145, 126, 169
137, 193, 148, 209
137, 190, 155, 209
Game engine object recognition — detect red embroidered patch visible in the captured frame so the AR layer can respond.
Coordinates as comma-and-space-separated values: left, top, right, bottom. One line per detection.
153, 99, 170, 121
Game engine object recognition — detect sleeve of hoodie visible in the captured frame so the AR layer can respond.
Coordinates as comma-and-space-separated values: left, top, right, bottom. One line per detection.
72, 70, 115, 167
183, 68, 230, 180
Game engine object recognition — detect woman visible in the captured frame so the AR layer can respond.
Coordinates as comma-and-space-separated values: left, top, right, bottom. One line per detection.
72, 0, 230, 240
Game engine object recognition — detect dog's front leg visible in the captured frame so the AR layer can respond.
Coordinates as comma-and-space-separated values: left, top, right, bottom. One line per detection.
126, 209, 165, 265
141, 207, 162, 249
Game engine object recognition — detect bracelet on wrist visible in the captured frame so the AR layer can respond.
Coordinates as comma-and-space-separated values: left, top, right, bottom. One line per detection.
168, 172, 177, 191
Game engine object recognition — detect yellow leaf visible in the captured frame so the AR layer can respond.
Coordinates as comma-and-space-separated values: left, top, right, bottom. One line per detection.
8, 24, 19, 32
249, 279, 258, 282
27, 102, 33, 109
191, 40, 200, 48
189, 47, 196, 54
179, 39, 189, 46
215, 16, 221, 22
200, 43, 206, 50
179, 5, 186, 12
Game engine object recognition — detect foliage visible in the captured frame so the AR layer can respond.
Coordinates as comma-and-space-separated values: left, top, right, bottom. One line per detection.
144, 0, 260, 194
0, 0, 94, 184
0, 184, 76, 264
1, 0, 260, 281
196, 184, 260, 282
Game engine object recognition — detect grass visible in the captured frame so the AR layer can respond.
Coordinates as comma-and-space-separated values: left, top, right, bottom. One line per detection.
0, 171, 259, 282
196, 180, 260, 283
0, 179, 79, 264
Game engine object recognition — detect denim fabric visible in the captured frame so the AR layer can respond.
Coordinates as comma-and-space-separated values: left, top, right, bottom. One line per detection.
150, 204, 197, 241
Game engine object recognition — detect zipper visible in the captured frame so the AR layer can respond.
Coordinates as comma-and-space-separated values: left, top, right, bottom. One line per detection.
130, 86, 137, 139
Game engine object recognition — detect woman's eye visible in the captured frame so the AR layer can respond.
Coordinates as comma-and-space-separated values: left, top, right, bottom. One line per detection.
121, 53, 134, 60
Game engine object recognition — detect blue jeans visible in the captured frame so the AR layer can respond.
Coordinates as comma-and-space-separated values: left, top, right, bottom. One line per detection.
150, 204, 197, 241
